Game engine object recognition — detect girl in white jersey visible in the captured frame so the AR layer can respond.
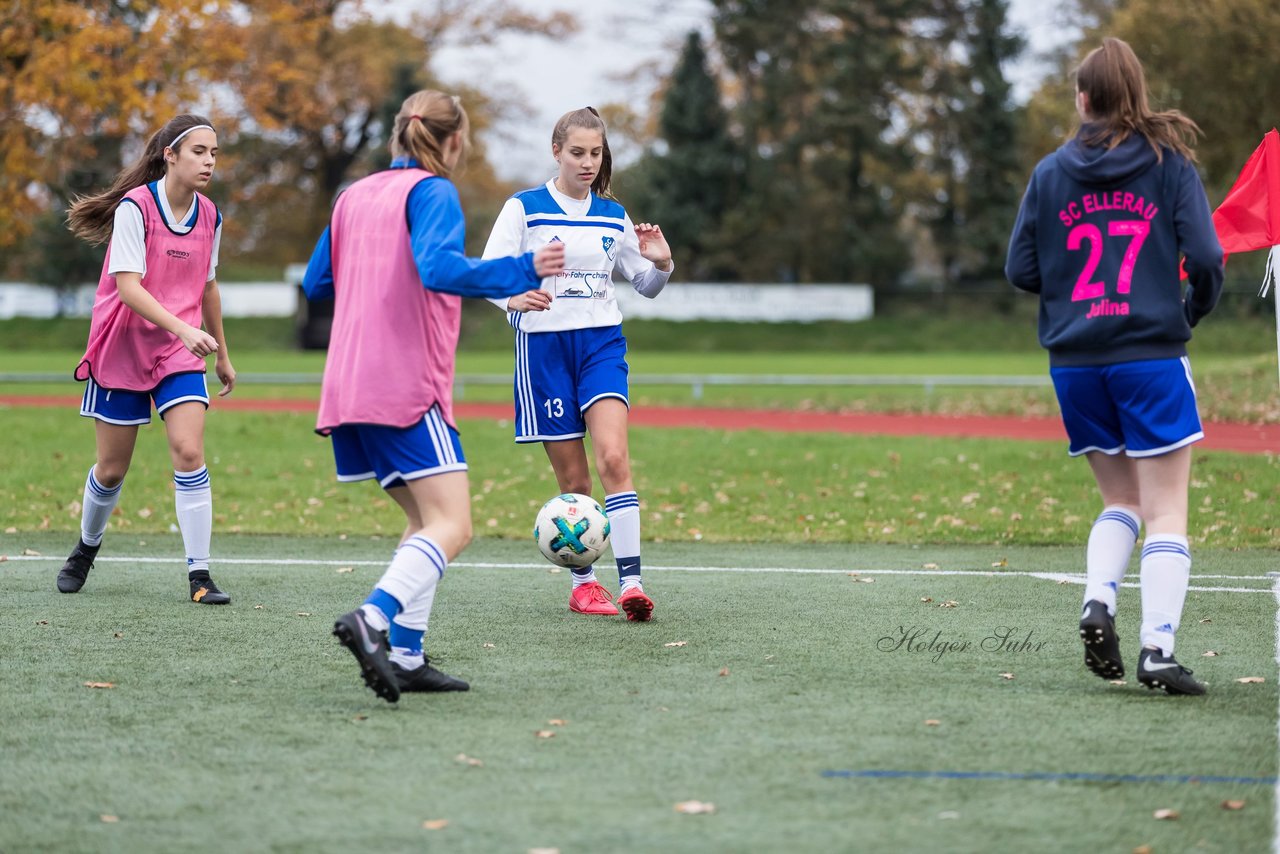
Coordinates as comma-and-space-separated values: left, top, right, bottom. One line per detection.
60, 114, 236, 606
483, 107, 674, 622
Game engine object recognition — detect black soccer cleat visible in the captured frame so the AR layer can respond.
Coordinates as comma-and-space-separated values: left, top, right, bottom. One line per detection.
57, 539, 100, 593
333, 610, 400, 703
393, 659, 470, 693
1079, 599, 1124, 679
189, 575, 231, 605
1137, 648, 1206, 696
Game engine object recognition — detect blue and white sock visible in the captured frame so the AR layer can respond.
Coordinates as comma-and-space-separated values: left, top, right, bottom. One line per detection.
389, 564, 439, 670
1139, 534, 1191, 656
173, 467, 212, 577
361, 535, 446, 634
80, 466, 123, 547
605, 491, 642, 592
1083, 506, 1140, 616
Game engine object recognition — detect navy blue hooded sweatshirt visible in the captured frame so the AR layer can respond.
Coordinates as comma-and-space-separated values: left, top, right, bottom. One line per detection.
1005, 124, 1223, 367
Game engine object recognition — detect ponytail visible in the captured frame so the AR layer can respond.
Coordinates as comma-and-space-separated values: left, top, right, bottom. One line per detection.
551, 107, 613, 197
67, 114, 215, 245
390, 91, 470, 178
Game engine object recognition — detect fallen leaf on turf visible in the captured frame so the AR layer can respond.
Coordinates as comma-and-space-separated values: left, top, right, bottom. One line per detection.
336, 567, 353, 574
454, 753, 483, 767
100, 814, 119, 823
1236, 677, 1265, 684
940, 600, 959, 608
535, 730, 556, 739
35, 620, 48, 626
658, 706, 669, 712
113, 632, 123, 639
422, 819, 448, 830
991, 559, 1008, 568
852, 577, 874, 583
920, 597, 933, 603
674, 800, 716, 815
136, 507, 152, 519
924, 719, 941, 726
1057, 579, 1070, 585
999, 673, 1015, 680
922, 563, 939, 569
253, 605, 264, 610
718, 667, 730, 677
1202, 650, 1219, 657
84, 682, 115, 689
1222, 800, 1246, 811
352, 714, 367, 722
1109, 680, 1127, 686
482, 643, 496, 649
528, 849, 560, 854
22, 548, 41, 556
0, 555, 6, 562
1153, 809, 1179, 820
664, 641, 688, 648
547, 719, 567, 726
1199, 618, 1212, 624
548, 567, 562, 574
296, 612, 312, 617
1133, 846, 1152, 854
937, 811, 959, 820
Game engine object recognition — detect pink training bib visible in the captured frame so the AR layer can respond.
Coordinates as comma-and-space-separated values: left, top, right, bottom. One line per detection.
76, 183, 217, 390
316, 168, 463, 432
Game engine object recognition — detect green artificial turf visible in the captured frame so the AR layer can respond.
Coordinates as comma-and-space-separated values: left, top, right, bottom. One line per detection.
1, 535, 1275, 852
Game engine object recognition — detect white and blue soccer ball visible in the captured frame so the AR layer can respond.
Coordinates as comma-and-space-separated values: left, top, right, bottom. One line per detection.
534, 493, 611, 569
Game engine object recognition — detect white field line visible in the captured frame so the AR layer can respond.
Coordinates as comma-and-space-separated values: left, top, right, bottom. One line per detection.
2, 554, 1274, 593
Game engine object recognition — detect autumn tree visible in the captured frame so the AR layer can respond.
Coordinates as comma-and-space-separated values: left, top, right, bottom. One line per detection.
0, 1, 239, 252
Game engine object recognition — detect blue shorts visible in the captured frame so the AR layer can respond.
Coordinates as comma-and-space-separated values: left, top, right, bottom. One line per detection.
79, 372, 208, 425
1051, 357, 1203, 458
513, 325, 629, 443
330, 405, 466, 489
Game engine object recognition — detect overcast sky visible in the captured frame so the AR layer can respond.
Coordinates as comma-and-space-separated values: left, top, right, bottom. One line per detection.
385, 0, 1078, 183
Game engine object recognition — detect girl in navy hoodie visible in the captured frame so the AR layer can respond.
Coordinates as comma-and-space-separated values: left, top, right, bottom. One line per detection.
1006, 38, 1223, 696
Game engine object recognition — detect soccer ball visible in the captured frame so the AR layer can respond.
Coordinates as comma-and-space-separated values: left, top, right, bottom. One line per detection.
534, 493, 611, 569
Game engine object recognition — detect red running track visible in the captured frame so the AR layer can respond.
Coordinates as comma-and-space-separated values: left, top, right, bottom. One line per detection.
4, 395, 1277, 454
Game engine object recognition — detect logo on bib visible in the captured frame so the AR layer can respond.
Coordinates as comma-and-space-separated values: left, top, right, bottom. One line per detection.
601, 236, 617, 260
166, 249, 191, 260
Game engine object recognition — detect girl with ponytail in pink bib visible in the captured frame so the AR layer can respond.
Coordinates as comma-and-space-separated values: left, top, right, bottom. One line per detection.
303, 90, 565, 702
61, 114, 235, 606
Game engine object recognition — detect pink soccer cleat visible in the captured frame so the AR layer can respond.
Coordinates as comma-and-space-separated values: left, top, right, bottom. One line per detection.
569, 581, 618, 615
617, 587, 654, 622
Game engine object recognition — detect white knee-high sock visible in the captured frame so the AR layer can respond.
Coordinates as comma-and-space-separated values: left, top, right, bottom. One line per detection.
1083, 507, 1141, 616
361, 534, 446, 633
1139, 534, 1191, 656
81, 466, 123, 547
605, 491, 642, 591
174, 467, 212, 574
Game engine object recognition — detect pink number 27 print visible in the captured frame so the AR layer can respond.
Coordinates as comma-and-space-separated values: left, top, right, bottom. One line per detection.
1068, 219, 1151, 302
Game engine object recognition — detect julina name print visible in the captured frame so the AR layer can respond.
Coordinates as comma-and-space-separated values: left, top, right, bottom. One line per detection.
877, 626, 1047, 663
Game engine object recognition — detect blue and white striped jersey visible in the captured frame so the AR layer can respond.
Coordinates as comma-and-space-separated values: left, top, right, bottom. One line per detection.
483, 180, 670, 333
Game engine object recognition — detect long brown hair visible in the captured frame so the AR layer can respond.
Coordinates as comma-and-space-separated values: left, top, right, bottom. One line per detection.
1075, 37, 1199, 162
552, 107, 613, 197
391, 90, 470, 178
67, 114, 216, 245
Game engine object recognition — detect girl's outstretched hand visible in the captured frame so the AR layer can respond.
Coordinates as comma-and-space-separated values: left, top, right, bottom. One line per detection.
635, 223, 672, 271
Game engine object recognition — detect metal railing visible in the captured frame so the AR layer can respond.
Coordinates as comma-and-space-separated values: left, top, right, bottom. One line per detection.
1, 371, 1051, 401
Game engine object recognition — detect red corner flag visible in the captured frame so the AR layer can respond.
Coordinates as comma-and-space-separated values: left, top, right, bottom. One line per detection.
1213, 128, 1280, 265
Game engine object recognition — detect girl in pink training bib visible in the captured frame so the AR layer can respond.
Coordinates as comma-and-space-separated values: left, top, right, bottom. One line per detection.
59, 114, 237, 607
